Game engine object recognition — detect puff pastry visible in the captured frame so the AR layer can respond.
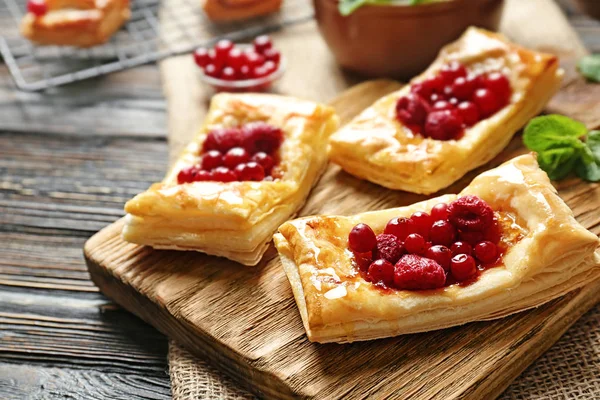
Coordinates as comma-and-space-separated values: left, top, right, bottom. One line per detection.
202, 0, 282, 22
21, 0, 130, 48
123, 93, 339, 266
328, 27, 564, 194
274, 154, 600, 343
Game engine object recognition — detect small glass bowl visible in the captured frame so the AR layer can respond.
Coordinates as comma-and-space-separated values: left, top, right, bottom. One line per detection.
198, 48, 286, 93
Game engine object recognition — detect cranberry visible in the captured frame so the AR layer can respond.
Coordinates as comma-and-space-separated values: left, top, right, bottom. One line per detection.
485, 72, 511, 103
429, 93, 442, 104
430, 203, 450, 221
263, 61, 277, 74
223, 147, 249, 169
211, 166, 237, 182
448, 195, 494, 232
384, 217, 414, 241
244, 50, 265, 68
457, 101, 480, 127
432, 100, 453, 111
451, 241, 472, 256
204, 64, 220, 78
353, 252, 373, 272
410, 211, 433, 238
425, 245, 452, 272
208, 49, 225, 70
177, 165, 201, 184
239, 65, 251, 79
429, 220, 457, 246
374, 234, 404, 264
193, 47, 210, 68
368, 259, 395, 286
404, 233, 427, 255
251, 152, 275, 173
450, 76, 476, 100
450, 254, 477, 282
395, 94, 430, 126
234, 161, 265, 181
424, 110, 464, 140
203, 127, 242, 152
394, 254, 446, 290
253, 35, 273, 54
473, 88, 500, 118
201, 150, 223, 171
263, 48, 281, 64
253, 66, 270, 79
227, 47, 245, 71
411, 76, 444, 99
348, 223, 377, 253
459, 230, 485, 246
474, 241, 498, 264
439, 61, 467, 85
484, 220, 502, 244
27, 0, 47, 16
221, 67, 236, 81
241, 122, 283, 154
448, 97, 459, 106
215, 39, 233, 59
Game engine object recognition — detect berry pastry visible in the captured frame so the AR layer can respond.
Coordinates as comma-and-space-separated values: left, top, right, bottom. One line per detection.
274, 154, 600, 343
123, 93, 339, 266
328, 27, 564, 194
20, 0, 130, 47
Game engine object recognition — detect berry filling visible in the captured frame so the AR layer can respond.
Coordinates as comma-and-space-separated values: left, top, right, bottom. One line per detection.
176, 122, 283, 184
395, 62, 512, 140
348, 195, 524, 291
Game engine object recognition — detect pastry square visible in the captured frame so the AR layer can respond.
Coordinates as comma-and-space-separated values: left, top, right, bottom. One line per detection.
274, 155, 600, 343
21, 0, 130, 48
328, 27, 564, 194
123, 93, 339, 266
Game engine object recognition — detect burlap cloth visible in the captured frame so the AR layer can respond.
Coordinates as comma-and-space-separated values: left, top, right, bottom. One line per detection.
169, 304, 600, 399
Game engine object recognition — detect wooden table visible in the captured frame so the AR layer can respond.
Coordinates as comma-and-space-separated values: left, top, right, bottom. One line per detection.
0, 1, 598, 398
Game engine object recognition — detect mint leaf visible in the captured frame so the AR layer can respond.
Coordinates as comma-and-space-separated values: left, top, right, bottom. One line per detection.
578, 54, 600, 83
537, 148, 580, 180
523, 114, 588, 152
586, 130, 600, 162
575, 159, 600, 181
338, 0, 370, 16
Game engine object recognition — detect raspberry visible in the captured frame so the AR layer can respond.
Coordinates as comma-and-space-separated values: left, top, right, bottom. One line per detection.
450, 241, 472, 256
474, 241, 498, 264
450, 254, 477, 282
424, 110, 464, 141
373, 234, 404, 264
430, 203, 450, 221
384, 217, 415, 241
368, 259, 395, 286
353, 251, 373, 272
448, 195, 494, 232
241, 122, 283, 154
393, 254, 446, 290
404, 233, 428, 255
425, 245, 452, 272
429, 220, 457, 246
348, 223, 377, 253
203, 127, 243, 152
395, 94, 431, 126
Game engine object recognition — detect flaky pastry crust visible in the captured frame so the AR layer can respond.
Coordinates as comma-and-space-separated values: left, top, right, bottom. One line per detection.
20, 0, 130, 47
274, 155, 600, 343
123, 93, 339, 266
328, 27, 564, 194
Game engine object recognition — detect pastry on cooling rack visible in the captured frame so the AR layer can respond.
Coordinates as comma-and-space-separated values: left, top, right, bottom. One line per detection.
20, 0, 131, 47
123, 93, 339, 266
274, 154, 600, 343
202, 0, 282, 22
328, 27, 564, 194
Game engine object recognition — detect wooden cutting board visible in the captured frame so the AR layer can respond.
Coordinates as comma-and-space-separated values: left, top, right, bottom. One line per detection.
85, 1, 600, 398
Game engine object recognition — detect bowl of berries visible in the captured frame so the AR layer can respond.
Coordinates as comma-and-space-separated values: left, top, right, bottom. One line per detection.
194, 35, 285, 92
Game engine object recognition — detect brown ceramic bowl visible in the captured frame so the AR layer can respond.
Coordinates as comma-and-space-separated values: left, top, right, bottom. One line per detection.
313, 0, 505, 80
573, 0, 600, 20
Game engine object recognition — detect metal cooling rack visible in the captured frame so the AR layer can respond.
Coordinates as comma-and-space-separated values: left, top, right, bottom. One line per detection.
0, 0, 313, 91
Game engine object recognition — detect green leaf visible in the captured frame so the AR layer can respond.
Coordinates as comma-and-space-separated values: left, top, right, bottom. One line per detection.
338, 0, 370, 16
586, 130, 600, 162
537, 148, 579, 180
575, 158, 600, 182
523, 115, 588, 153
578, 54, 600, 83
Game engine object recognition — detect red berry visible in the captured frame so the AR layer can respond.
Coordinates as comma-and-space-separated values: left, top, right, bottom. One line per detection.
263, 48, 281, 64
241, 122, 283, 154
244, 50, 265, 68
221, 67, 236, 81
223, 147, 249, 169
368, 259, 395, 286
384, 217, 415, 241
411, 76, 444, 99
211, 166, 237, 182
239, 65, 251, 79
203, 127, 243, 152
193, 47, 210, 68
348, 223, 377, 253
404, 233, 427, 255
394, 254, 446, 290
429, 220, 457, 246
395, 94, 431, 126
429, 93, 442, 104
227, 47, 245, 70
234, 161, 265, 181
253, 66, 269, 79
201, 150, 223, 171
459, 230, 485, 246
448, 97, 459, 106
450, 76, 476, 100
430, 203, 450, 221
426, 245, 452, 272
208, 49, 225, 70
448, 195, 494, 232
432, 100, 453, 111
484, 220, 502, 244
253, 35, 273, 54
353, 252, 373, 272
373, 234, 404, 264
474, 241, 498, 264
410, 211, 433, 238
424, 110, 464, 141
450, 254, 477, 282
177, 165, 201, 184
457, 101, 480, 127
251, 152, 275, 173
485, 72, 511, 104
263, 61, 277, 74
27, 0, 47, 16
451, 241, 472, 256
440, 61, 467, 85
473, 88, 500, 118
204, 64, 220, 78
215, 39, 233, 58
